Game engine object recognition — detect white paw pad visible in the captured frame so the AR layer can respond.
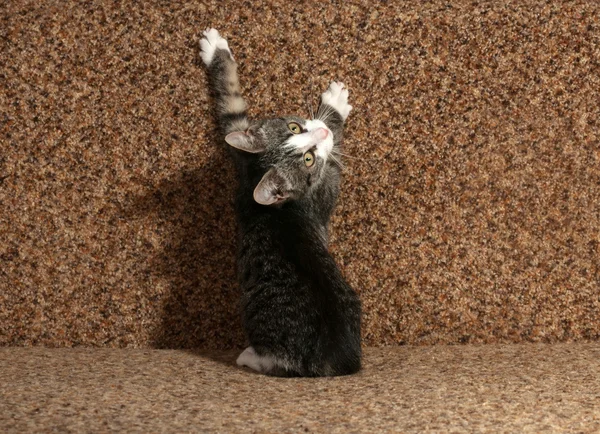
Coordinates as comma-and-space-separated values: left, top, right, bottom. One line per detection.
200, 28, 232, 66
321, 81, 353, 121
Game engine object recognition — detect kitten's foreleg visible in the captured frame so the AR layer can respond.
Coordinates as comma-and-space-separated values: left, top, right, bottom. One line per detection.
320, 81, 352, 121
316, 81, 352, 144
200, 29, 250, 134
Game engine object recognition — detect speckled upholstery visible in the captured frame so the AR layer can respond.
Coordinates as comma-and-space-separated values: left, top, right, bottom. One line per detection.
2, 345, 599, 432
1, 1, 599, 349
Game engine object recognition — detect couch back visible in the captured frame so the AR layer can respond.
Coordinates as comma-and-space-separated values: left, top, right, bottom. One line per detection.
2, 1, 598, 348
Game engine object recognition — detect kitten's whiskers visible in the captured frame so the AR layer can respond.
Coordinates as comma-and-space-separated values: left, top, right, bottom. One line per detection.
316, 105, 335, 123
332, 149, 358, 160
306, 98, 314, 120
328, 152, 345, 171
308, 77, 316, 120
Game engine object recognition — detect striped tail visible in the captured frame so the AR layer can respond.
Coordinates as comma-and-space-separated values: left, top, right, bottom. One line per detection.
200, 29, 249, 135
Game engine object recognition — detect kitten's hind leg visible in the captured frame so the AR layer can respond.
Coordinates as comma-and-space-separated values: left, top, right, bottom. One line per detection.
236, 347, 280, 374
236, 347, 262, 372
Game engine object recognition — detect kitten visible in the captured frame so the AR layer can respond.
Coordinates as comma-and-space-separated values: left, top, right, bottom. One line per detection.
200, 29, 361, 377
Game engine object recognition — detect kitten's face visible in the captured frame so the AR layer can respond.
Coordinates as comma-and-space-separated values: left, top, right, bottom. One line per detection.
225, 117, 335, 205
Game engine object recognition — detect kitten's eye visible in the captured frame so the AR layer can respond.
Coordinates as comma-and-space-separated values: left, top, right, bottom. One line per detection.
288, 122, 302, 134
303, 151, 315, 167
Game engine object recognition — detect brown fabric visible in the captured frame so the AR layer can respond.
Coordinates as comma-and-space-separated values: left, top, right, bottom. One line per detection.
1, 1, 599, 349
2, 345, 599, 432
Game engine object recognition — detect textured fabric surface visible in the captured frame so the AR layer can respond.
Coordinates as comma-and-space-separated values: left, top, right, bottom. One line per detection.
1, 0, 599, 349
2, 344, 599, 432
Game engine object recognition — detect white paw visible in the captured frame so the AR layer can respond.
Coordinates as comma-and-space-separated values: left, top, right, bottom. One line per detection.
200, 28, 232, 66
236, 347, 262, 371
321, 81, 353, 121
236, 346, 276, 373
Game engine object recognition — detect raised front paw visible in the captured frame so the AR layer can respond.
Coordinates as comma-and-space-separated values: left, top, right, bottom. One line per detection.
321, 81, 353, 121
200, 28, 233, 66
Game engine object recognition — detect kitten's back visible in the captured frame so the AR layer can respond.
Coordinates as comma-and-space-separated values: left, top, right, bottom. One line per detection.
239, 207, 361, 377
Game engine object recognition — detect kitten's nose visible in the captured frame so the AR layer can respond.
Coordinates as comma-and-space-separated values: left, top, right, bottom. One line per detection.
312, 127, 329, 141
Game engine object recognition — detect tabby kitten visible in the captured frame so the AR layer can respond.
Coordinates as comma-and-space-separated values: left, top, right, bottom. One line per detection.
200, 29, 361, 377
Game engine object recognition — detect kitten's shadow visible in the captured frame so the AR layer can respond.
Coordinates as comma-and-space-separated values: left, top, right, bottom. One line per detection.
127, 153, 245, 354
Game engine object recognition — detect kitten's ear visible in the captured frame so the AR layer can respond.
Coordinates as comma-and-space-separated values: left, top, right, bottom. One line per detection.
253, 168, 289, 206
225, 130, 264, 153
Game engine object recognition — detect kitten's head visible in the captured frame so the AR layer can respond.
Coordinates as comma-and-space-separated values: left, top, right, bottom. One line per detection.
225, 117, 335, 205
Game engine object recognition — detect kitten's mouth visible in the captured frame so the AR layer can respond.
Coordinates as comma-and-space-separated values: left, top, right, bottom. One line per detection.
314, 127, 334, 161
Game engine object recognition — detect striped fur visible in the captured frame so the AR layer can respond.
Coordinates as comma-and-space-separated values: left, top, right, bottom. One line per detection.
200, 29, 249, 134
200, 29, 361, 377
